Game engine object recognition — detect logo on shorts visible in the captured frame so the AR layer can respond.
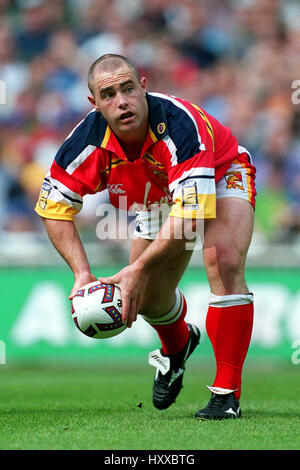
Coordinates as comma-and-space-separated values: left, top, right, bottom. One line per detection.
224, 171, 244, 191
135, 221, 144, 233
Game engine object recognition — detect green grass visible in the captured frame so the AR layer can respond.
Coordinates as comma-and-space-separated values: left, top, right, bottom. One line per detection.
0, 361, 299, 450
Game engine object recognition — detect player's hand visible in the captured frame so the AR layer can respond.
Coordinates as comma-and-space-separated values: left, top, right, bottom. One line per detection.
69, 272, 98, 300
99, 263, 149, 328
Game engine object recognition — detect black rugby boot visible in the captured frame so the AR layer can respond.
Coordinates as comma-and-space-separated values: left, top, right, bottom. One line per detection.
149, 323, 200, 410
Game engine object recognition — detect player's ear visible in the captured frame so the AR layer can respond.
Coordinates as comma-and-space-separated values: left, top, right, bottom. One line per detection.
140, 76, 147, 95
87, 94, 99, 111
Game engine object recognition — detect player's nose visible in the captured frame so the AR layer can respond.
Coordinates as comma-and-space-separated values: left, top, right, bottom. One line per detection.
116, 91, 128, 109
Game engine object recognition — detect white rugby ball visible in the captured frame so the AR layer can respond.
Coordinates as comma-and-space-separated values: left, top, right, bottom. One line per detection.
71, 281, 126, 339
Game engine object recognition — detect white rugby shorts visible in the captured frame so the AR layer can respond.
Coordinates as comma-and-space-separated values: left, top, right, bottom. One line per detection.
134, 158, 256, 240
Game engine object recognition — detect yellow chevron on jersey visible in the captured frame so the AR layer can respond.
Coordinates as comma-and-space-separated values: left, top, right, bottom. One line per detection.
144, 152, 165, 169
191, 104, 215, 151
111, 157, 128, 169
99, 158, 127, 176
95, 158, 128, 192
93, 179, 104, 193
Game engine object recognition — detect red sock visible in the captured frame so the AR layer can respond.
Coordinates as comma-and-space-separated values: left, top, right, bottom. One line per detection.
150, 295, 189, 356
206, 301, 253, 399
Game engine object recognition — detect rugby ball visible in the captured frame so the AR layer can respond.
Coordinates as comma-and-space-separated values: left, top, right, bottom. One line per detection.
71, 281, 126, 339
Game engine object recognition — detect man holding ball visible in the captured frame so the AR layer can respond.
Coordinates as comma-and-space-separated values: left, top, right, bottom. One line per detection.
36, 54, 256, 420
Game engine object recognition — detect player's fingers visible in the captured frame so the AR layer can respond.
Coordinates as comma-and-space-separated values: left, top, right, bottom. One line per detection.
121, 293, 131, 326
69, 288, 79, 300
98, 275, 119, 285
70, 273, 98, 300
127, 299, 134, 328
121, 294, 138, 328
127, 297, 138, 328
69, 285, 80, 300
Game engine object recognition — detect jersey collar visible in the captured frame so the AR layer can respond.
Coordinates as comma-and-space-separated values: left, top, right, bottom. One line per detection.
86, 93, 169, 159
146, 92, 169, 141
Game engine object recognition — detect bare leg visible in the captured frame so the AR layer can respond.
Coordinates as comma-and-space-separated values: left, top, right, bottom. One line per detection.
203, 197, 254, 295
130, 236, 193, 318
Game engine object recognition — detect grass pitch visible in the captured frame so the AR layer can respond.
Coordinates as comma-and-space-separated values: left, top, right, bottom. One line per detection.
0, 361, 299, 450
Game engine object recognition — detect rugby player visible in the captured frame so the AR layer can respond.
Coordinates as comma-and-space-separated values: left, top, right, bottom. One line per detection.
35, 54, 256, 420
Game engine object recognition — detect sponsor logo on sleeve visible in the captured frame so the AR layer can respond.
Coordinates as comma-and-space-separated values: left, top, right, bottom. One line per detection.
182, 179, 198, 209
39, 181, 52, 210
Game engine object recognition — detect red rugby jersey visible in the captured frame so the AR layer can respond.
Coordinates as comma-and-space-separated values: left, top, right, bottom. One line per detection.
35, 92, 254, 221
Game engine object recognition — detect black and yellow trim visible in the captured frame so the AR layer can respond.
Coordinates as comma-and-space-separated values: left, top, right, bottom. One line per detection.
144, 152, 165, 169
192, 104, 215, 151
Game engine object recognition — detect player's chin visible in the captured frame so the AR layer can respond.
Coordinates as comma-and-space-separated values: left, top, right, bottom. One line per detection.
120, 115, 135, 124
118, 115, 138, 128
118, 121, 137, 132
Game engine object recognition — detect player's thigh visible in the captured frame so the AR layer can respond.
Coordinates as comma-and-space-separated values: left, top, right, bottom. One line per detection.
203, 198, 254, 290
130, 237, 193, 316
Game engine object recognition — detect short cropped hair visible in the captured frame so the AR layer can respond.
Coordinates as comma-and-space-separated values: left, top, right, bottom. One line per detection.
88, 54, 141, 95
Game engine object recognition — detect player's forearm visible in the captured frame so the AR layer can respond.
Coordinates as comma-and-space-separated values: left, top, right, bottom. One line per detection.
134, 216, 196, 272
41, 218, 91, 276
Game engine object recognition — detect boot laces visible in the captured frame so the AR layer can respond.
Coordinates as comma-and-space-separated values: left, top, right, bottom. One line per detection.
208, 393, 229, 410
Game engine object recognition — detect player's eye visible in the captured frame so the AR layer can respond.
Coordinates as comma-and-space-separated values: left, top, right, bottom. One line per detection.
102, 91, 115, 99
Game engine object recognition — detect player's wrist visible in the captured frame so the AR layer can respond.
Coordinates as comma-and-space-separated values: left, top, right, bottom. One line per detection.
73, 269, 93, 279
133, 257, 150, 274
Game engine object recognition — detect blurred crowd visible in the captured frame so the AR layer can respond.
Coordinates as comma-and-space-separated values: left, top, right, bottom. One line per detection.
0, 0, 299, 243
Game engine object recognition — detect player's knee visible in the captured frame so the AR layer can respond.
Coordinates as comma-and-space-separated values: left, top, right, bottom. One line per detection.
138, 293, 174, 318
220, 250, 244, 276
205, 246, 244, 278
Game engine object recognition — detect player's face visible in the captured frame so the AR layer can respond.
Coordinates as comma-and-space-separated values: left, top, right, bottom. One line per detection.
88, 65, 148, 141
